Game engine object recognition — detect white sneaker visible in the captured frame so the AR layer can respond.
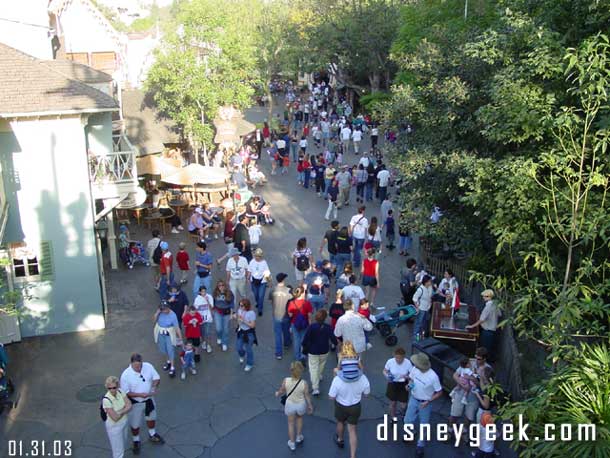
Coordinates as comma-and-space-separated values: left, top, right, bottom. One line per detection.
214, 234, 218, 239
296, 434, 304, 445
244, 365, 253, 372
217, 338, 222, 345
206, 346, 212, 354
191, 368, 197, 375
177, 225, 184, 231
239, 357, 244, 364
171, 228, 180, 234
222, 344, 228, 352
312, 389, 320, 396
180, 372, 186, 380
201, 342, 207, 350
366, 342, 373, 350
287, 440, 296, 451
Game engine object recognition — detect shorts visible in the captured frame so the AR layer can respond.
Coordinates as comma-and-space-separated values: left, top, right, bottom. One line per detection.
334, 401, 361, 425
362, 275, 377, 287
295, 267, 311, 283
385, 381, 408, 403
450, 390, 478, 421
186, 337, 201, 347
284, 400, 307, 417
128, 399, 157, 429
156, 333, 175, 359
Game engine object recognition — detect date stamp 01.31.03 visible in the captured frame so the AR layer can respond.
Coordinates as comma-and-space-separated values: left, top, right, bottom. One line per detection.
7, 440, 73, 457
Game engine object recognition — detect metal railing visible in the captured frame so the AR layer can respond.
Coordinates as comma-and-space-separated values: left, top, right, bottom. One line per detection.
89, 135, 138, 184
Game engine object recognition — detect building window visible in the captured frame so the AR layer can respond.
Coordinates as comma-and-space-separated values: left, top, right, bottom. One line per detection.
10, 242, 53, 282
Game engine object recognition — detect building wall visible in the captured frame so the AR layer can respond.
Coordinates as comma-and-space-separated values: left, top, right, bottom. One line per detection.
60, 1, 118, 54
0, 0, 53, 59
86, 112, 113, 154
0, 116, 105, 337
126, 35, 159, 89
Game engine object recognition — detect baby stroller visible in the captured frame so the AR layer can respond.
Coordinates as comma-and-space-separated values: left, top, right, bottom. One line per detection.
127, 241, 150, 269
374, 304, 417, 346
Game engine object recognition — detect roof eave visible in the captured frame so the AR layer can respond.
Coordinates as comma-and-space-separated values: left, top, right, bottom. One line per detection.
0, 107, 120, 119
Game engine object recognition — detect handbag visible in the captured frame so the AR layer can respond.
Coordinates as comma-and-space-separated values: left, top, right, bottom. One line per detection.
280, 379, 302, 406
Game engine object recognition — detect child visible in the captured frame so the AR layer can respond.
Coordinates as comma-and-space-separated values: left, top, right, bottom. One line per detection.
384, 209, 396, 250
450, 357, 475, 405
474, 412, 496, 457
182, 304, 203, 352
176, 242, 190, 284
194, 286, 214, 353
179, 340, 197, 380
248, 218, 262, 253
334, 341, 364, 382
335, 149, 343, 166
358, 299, 376, 350
281, 154, 290, 174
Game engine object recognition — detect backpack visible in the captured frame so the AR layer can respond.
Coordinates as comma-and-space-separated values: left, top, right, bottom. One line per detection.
296, 252, 310, 272
290, 300, 309, 331
152, 241, 162, 264
100, 396, 110, 421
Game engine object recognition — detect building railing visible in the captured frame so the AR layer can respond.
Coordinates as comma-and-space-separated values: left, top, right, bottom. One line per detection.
89, 134, 138, 184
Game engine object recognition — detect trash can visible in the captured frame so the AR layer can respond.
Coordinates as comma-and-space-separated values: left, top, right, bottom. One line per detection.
413, 337, 464, 391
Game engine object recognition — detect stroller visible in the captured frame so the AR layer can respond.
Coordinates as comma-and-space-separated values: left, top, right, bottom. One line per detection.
373, 304, 417, 346
126, 241, 150, 269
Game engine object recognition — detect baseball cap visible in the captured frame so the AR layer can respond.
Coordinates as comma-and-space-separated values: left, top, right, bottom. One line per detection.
160, 241, 169, 250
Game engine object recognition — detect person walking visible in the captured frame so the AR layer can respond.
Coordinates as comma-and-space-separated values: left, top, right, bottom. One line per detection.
355, 164, 367, 203
328, 362, 371, 458
158, 242, 173, 300
334, 227, 353, 279
226, 247, 249, 305
302, 309, 337, 396
193, 286, 214, 354
212, 281, 234, 352
153, 301, 183, 378
192, 241, 213, 297
304, 260, 330, 311
404, 353, 443, 457
287, 286, 313, 363
382, 347, 412, 420
232, 213, 252, 261
336, 165, 352, 208
292, 237, 314, 285
412, 275, 433, 342
271, 273, 293, 360
361, 248, 380, 307
236, 298, 257, 372
349, 206, 369, 269
119, 354, 164, 455
319, 220, 339, 268
324, 163, 336, 199
275, 361, 314, 451
376, 164, 391, 202
325, 178, 339, 220
247, 248, 271, 316
334, 299, 373, 355
102, 375, 132, 458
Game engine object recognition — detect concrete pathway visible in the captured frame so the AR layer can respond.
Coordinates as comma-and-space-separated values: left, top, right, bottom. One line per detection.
0, 102, 516, 458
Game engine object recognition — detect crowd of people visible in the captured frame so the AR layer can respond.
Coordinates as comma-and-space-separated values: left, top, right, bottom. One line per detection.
102, 81, 502, 458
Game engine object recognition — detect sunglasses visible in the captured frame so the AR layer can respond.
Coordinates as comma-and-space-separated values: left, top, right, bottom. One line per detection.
139, 375, 146, 382
108, 386, 118, 390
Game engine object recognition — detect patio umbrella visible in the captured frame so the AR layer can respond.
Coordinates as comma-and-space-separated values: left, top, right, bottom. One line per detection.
136, 155, 181, 177
213, 120, 241, 144
161, 163, 229, 187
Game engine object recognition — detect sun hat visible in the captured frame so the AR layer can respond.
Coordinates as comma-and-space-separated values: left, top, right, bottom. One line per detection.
228, 247, 241, 257
160, 241, 169, 251
195, 207, 204, 214
481, 289, 495, 299
254, 248, 264, 257
411, 353, 431, 372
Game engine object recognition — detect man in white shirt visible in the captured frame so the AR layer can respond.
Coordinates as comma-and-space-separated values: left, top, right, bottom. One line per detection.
358, 154, 370, 169
225, 247, 249, 304
349, 206, 369, 268
329, 369, 370, 458
370, 126, 379, 148
120, 353, 163, 454
341, 125, 352, 153
334, 298, 372, 354
404, 353, 443, 457
351, 129, 363, 154
376, 165, 391, 202
341, 275, 366, 312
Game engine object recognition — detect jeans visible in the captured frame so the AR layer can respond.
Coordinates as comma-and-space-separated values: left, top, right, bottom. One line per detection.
413, 309, 431, 342
356, 183, 365, 200
308, 353, 329, 391
365, 182, 373, 201
193, 273, 212, 297
404, 396, 432, 447
237, 331, 255, 366
308, 294, 326, 311
214, 312, 231, 347
291, 143, 298, 161
304, 170, 311, 188
379, 186, 388, 202
399, 236, 412, 252
480, 329, 498, 357
297, 171, 305, 183
159, 272, 174, 300
353, 238, 365, 268
324, 178, 332, 198
291, 325, 307, 362
335, 253, 351, 280
251, 281, 267, 315
273, 318, 292, 357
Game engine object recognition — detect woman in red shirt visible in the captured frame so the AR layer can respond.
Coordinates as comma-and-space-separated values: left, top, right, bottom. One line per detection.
286, 286, 313, 362
262, 122, 271, 146
361, 248, 380, 307
302, 157, 311, 189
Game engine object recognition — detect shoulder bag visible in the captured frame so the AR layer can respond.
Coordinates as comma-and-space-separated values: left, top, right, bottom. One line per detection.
280, 378, 302, 405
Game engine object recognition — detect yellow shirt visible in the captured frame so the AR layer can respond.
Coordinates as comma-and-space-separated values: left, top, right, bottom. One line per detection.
102, 389, 127, 425
284, 377, 306, 404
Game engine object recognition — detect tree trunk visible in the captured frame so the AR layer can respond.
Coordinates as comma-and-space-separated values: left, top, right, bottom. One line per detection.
200, 109, 209, 166
369, 73, 381, 93
266, 79, 274, 124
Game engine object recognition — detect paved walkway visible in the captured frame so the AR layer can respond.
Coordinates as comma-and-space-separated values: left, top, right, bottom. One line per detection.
0, 103, 516, 458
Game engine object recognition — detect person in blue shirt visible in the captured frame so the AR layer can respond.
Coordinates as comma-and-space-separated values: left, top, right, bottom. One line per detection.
192, 241, 214, 297
154, 302, 183, 378
304, 261, 330, 311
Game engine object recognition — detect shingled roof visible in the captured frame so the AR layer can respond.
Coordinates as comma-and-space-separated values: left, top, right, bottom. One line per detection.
0, 42, 118, 117
46, 60, 114, 84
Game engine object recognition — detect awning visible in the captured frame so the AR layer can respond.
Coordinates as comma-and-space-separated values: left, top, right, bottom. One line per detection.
162, 164, 230, 186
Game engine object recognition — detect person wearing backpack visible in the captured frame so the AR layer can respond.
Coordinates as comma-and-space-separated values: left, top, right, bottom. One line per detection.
147, 230, 162, 290
102, 375, 132, 458
292, 237, 314, 285
287, 287, 313, 363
